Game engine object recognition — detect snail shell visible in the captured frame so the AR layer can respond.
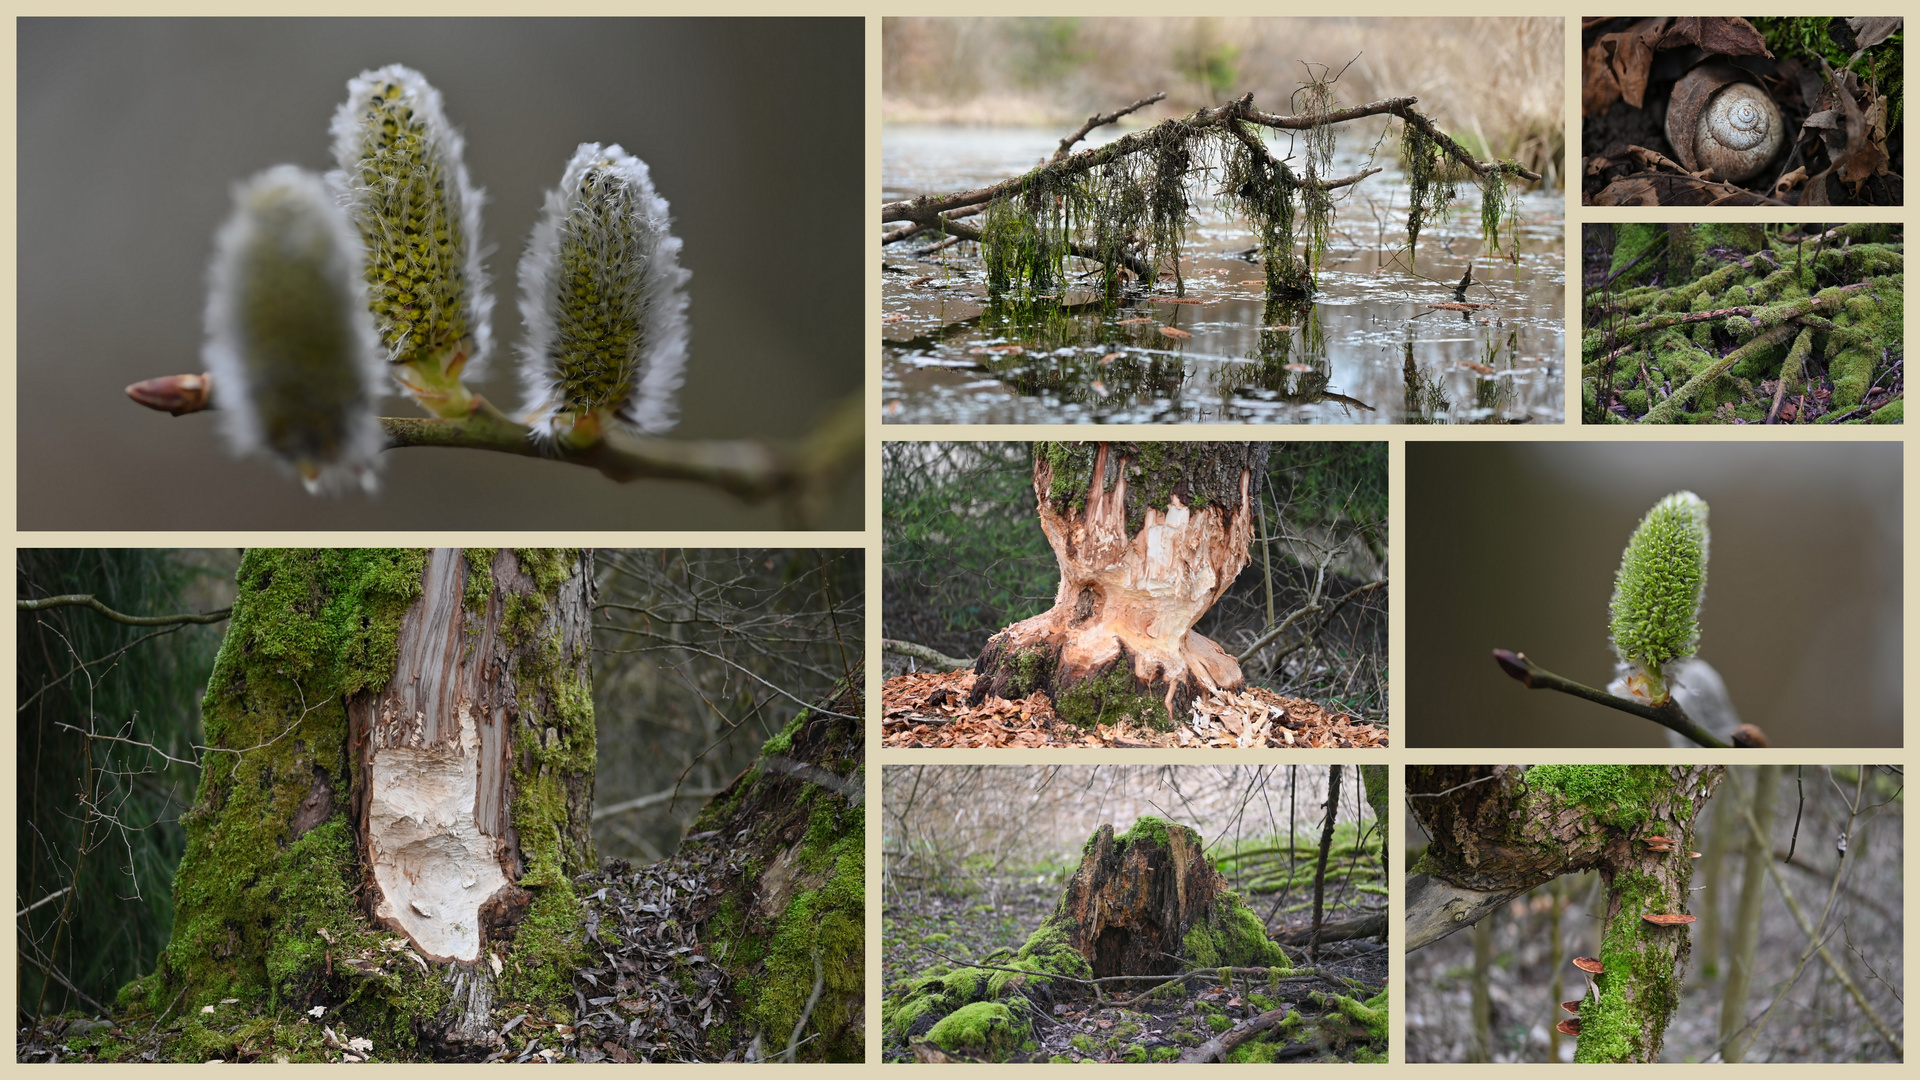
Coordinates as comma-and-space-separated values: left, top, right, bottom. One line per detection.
1664, 63, 1784, 185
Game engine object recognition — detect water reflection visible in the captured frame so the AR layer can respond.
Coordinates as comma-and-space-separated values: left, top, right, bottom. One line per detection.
883, 125, 1565, 425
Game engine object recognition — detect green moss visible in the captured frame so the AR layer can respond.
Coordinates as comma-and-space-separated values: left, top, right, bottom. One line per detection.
1150, 1044, 1182, 1061
1829, 345, 1879, 409
1182, 889, 1289, 970
925, 1001, 1027, 1060
127, 550, 426, 1014
1868, 399, 1903, 423
1011, 647, 1051, 697
1205, 1012, 1234, 1033
759, 711, 805, 759
461, 549, 496, 614
1053, 662, 1170, 730
1522, 765, 1673, 832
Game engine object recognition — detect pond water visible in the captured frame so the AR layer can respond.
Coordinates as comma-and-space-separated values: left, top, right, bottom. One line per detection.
883, 125, 1565, 425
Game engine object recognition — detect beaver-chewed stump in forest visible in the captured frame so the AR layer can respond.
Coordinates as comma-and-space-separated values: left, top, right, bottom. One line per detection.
967, 442, 1269, 729
886, 818, 1287, 1058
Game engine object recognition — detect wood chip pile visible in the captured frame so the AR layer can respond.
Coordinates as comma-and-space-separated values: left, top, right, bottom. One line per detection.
882, 670, 1388, 748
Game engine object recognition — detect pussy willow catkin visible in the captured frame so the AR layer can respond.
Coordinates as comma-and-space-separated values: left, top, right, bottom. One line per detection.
1608, 491, 1710, 701
517, 142, 690, 443
328, 65, 492, 404
203, 165, 385, 494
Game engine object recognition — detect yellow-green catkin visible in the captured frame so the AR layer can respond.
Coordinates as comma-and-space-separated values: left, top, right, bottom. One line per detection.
1607, 491, 1710, 703
203, 165, 385, 494
517, 142, 689, 447
328, 64, 491, 417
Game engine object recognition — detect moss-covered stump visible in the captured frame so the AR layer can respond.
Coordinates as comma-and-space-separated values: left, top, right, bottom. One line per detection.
670, 677, 865, 1062
110, 548, 597, 1062
968, 442, 1270, 727
886, 817, 1288, 1060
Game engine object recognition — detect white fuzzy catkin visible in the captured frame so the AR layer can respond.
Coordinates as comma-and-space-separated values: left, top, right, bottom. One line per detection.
203, 165, 385, 494
328, 64, 492, 380
517, 142, 690, 438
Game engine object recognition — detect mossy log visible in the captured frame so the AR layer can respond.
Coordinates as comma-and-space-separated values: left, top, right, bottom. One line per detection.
887, 817, 1287, 1057
674, 679, 866, 1062
967, 442, 1269, 728
1407, 765, 1723, 1063
117, 548, 598, 1061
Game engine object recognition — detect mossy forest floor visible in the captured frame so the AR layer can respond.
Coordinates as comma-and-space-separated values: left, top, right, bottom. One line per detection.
882, 669, 1387, 749
1582, 223, 1902, 423
883, 854, 1386, 1063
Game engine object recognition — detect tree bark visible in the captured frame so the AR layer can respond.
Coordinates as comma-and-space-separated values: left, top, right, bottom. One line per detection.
121, 548, 596, 1060
967, 442, 1270, 728
1408, 765, 1724, 1062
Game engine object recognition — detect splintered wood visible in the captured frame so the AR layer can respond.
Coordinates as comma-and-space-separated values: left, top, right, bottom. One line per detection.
882, 670, 1387, 748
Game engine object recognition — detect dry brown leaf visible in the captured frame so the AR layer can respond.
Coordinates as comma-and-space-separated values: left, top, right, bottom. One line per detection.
1158, 326, 1192, 340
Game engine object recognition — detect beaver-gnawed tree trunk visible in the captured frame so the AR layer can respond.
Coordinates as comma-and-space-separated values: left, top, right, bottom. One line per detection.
119, 548, 597, 1061
1407, 765, 1723, 1063
968, 442, 1269, 728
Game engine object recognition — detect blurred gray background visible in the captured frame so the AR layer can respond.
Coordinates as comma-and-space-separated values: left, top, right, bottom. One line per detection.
1408, 441, 1902, 747
19, 18, 863, 530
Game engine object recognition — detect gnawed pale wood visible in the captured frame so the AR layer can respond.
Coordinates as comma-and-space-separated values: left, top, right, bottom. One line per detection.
351, 549, 519, 964
969, 443, 1264, 722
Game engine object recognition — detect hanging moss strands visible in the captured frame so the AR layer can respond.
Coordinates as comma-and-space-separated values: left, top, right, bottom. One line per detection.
886, 88, 1543, 306
1401, 123, 1459, 270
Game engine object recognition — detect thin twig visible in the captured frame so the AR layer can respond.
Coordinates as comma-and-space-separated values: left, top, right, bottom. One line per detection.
1053, 91, 1168, 161
1491, 649, 1730, 748
17, 595, 230, 627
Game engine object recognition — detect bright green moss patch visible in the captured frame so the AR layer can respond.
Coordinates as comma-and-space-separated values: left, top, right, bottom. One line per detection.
927, 1001, 1028, 1060
1522, 765, 1673, 832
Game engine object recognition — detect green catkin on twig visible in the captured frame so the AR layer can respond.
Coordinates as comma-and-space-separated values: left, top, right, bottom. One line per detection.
1608, 491, 1710, 703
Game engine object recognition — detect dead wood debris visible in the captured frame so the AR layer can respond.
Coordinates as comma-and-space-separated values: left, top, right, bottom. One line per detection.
882, 670, 1387, 748
567, 841, 744, 1063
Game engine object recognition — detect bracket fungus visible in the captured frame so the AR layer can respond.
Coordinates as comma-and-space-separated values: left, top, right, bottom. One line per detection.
1572, 956, 1606, 975
1642, 912, 1699, 927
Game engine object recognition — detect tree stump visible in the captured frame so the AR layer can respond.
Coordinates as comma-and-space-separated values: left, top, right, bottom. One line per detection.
887, 817, 1286, 1052
968, 442, 1270, 728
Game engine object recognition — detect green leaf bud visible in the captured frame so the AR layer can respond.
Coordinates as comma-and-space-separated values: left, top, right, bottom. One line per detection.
203, 165, 384, 494
1607, 491, 1709, 703
517, 142, 689, 446
329, 64, 491, 416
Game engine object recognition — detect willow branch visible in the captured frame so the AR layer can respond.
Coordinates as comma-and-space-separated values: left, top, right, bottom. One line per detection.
17, 595, 231, 627
1491, 649, 1730, 748
127, 375, 862, 504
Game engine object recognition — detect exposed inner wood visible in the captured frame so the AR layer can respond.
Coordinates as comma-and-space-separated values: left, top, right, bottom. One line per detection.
1059, 823, 1223, 978
350, 548, 517, 963
971, 444, 1256, 719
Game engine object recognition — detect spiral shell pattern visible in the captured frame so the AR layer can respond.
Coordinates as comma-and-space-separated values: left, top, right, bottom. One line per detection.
1664, 63, 1783, 185
1708, 88, 1772, 151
